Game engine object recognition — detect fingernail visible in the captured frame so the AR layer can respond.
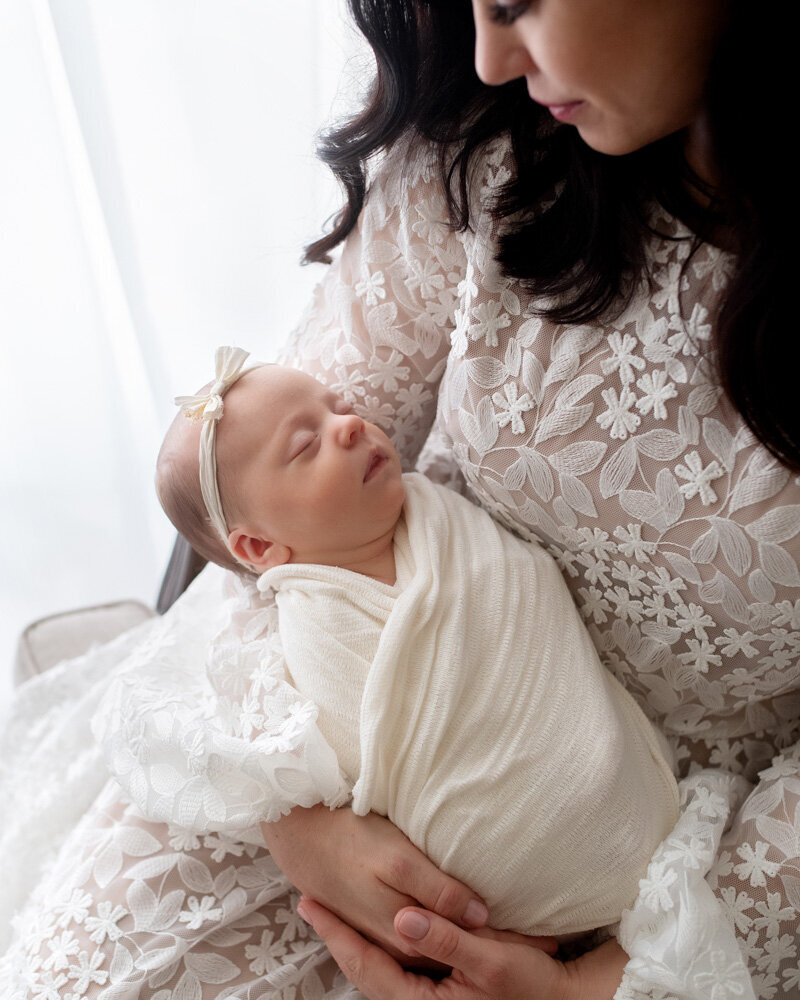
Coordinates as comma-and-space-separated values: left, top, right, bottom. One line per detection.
397, 911, 430, 940
297, 902, 314, 928
464, 900, 489, 927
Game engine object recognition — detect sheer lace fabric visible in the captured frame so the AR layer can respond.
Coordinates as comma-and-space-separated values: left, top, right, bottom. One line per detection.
3, 134, 800, 998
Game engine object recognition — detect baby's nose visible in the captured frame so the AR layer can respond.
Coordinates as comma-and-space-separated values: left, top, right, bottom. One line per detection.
337, 413, 366, 446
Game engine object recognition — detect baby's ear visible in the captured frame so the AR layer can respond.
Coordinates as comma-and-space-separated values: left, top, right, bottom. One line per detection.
228, 530, 291, 571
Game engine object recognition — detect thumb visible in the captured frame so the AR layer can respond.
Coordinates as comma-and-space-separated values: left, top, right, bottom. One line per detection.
394, 908, 508, 987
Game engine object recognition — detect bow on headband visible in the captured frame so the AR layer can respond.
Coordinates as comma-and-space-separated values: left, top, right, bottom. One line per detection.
175, 345, 253, 423
174, 346, 263, 567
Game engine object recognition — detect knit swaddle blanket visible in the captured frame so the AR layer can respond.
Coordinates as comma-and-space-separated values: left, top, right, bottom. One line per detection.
259, 473, 680, 936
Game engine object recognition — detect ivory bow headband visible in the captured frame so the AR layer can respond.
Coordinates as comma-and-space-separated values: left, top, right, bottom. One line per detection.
175, 346, 264, 565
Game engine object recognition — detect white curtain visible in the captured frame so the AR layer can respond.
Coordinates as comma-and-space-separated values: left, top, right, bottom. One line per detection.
0, 0, 366, 712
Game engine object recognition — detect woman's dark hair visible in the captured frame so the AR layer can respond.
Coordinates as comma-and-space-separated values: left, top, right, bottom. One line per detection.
305, 0, 797, 470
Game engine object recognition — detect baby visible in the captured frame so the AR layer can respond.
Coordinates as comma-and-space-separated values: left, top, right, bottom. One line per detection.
157, 347, 680, 938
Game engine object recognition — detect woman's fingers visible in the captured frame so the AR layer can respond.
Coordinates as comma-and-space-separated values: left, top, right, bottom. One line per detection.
301, 899, 572, 1000
393, 908, 568, 997
298, 898, 438, 1000
377, 843, 488, 928
395, 909, 512, 990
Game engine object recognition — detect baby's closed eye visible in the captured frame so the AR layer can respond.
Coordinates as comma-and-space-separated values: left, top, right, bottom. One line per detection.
290, 431, 319, 460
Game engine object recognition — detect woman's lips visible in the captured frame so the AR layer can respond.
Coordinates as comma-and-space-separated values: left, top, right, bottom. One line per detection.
541, 100, 585, 123
363, 450, 387, 482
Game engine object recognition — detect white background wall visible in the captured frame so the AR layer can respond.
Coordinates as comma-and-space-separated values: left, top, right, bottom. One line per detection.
0, 0, 366, 713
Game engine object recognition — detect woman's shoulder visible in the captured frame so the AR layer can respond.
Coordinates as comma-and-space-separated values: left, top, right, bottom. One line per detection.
368, 130, 513, 228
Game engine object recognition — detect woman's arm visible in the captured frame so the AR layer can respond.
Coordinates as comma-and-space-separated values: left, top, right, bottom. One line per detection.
704, 744, 800, 998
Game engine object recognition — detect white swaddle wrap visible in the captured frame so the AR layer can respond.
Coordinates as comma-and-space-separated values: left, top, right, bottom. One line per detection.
259, 474, 680, 936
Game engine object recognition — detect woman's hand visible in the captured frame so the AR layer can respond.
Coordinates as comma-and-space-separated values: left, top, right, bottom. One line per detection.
297, 898, 626, 1000
260, 806, 489, 961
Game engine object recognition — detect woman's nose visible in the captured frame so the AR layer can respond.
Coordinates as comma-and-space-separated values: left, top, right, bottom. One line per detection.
335, 413, 366, 447
473, 10, 536, 87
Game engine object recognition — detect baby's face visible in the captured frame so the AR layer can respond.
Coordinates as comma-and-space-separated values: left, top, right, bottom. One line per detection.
217, 365, 405, 568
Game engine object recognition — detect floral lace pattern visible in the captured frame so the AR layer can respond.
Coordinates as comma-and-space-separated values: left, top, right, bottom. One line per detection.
92, 574, 351, 839
3, 780, 360, 1000
2, 135, 800, 997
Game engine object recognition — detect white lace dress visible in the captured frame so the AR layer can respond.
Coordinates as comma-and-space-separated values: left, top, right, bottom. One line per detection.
2, 136, 800, 1000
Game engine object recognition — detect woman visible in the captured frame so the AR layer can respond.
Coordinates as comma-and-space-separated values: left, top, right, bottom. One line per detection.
261, 0, 799, 995
3, 0, 798, 998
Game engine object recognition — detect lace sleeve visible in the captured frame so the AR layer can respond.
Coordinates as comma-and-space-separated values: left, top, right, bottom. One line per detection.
279, 138, 465, 469
93, 569, 352, 842
708, 743, 800, 998
614, 744, 800, 1000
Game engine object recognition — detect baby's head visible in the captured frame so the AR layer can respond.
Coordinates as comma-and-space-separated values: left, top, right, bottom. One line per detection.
157, 353, 405, 576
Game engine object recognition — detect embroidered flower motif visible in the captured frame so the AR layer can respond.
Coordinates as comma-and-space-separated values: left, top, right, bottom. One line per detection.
43, 931, 80, 972
355, 269, 386, 306
610, 559, 650, 597
53, 889, 93, 929
607, 586, 645, 623
646, 566, 687, 602
245, 929, 288, 975
595, 387, 641, 440
468, 300, 512, 348
492, 383, 534, 434
83, 902, 128, 945
29, 971, 69, 999
66, 949, 108, 993
575, 527, 617, 558
636, 369, 678, 419
643, 592, 675, 626
179, 896, 223, 929
772, 600, 800, 630
638, 861, 678, 912
678, 638, 723, 674
412, 198, 447, 244
675, 451, 724, 505
236, 693, 265, 739
359, 395, 394, 427
368, 350, 410, 392
577, 586, 611, 624
408, 257, 445, 299
715, 629, 760, 659
694, 949, 750, 999
753, 892, 797, 938
613, 524, 657, 562
577, 551, 612, 589
330, 365, 367, 403
734, 842, 781, 888
397, 383, 433, 420
669, 303, 714, 357
718, 885, 756, 934
601, 332, 646, 384
674, 602, 715, 641
759, 934, 798, 975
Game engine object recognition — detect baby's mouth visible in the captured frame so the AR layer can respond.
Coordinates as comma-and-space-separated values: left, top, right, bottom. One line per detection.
364, 449, 387, 482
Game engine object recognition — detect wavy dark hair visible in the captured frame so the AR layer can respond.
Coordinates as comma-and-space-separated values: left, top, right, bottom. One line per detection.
304, 0, 795, 470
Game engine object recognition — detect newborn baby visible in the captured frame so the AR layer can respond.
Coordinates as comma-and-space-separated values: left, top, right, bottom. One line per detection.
157, 348, 680, 938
